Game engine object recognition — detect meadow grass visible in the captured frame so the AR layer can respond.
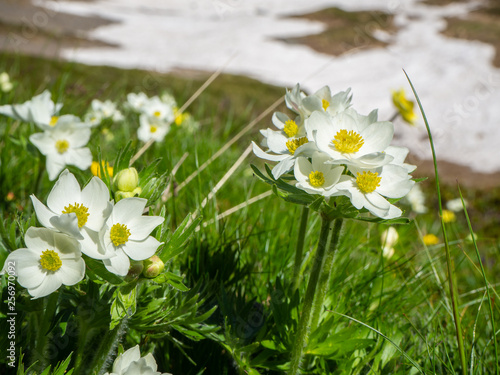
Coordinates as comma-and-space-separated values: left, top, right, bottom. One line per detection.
0, 51, 499, 374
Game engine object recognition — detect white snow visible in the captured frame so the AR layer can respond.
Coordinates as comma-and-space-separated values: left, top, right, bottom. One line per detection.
37, 0, 500, 173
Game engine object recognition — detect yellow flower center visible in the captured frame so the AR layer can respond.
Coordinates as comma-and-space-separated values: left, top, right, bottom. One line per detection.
286, 137, 308, 155
283, 119, 299, 138
55, 139, 70, 154
40, 249, 62, 272
110, 223, 131, 246
442, 210, 456, 223
356, 171, 381, 193
49, 116, 59, 126
150, 125, 158, 133
423, 234, 439, 246
153, 110, 161, 118
322, 99, 330, 111
333, 129, 364, 153
309, 171, 325, 187
62, 203, 90, 228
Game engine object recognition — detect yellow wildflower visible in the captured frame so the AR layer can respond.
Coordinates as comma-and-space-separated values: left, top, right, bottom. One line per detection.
441, 209, 456, 223
423, 234, 439, 246
392, 89, 417, 125
91, 161, 114, 178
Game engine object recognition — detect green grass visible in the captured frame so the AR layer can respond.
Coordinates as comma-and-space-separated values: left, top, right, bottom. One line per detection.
0, 51, 499, 374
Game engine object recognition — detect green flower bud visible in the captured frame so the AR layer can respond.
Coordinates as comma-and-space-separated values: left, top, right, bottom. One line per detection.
115, 187, 142, 202
114, 167, 139, 192
142, 255, 164, 278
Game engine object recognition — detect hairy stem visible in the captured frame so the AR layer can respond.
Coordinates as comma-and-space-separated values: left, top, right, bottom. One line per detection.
292, 206, 310, 291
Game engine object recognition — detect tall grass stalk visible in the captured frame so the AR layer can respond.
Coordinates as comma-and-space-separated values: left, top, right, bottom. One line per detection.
458, 184, 498, 374
405, 70, 467, 374
289, 215, 332, 375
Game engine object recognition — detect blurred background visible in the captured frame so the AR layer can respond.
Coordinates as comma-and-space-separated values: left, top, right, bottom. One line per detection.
1, 0, 500, 188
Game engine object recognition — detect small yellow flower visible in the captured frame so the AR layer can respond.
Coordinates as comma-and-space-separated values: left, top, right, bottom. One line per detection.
423, 233, 439, 246
392, 89, 417, 125
91, 161, 114, 178
441, 210, 456, 223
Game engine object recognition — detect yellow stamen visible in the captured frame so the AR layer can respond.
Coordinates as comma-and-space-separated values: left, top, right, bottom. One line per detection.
150, 125, 158, 133
283, 119, 299, 138
55, 139, 69, 154
49, 116, 59, 126
322, 99, 330, 111
153, 110, 161, 118
333, 129, 364, 153
40, 249, 62, 272
62, 203, 90, 228
286, 137, 308, 155
356, 171, 381, 194
309, 171, 325, 187
110, 223, 131, 246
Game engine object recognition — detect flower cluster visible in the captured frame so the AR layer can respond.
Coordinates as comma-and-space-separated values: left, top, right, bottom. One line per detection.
0, 91, 92, 180
85, 99, 124, 126
1, 170, 164, 298
253, 84, 416, 219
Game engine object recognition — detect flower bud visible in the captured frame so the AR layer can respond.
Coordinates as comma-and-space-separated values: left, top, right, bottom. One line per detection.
115, 187, 142, 202
114, 167, 139, 192
142, 255, 164, 278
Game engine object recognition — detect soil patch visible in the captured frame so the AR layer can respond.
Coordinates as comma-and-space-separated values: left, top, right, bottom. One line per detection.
279, 7, 396, 56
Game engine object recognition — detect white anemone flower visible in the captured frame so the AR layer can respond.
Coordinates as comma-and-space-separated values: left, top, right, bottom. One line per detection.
31, 170, 113, 259
0, 90, 62, 129
403, 184, 428, 214
29, 120, 93, 180
252, 129, 317, 179
137, 114, 171, 143
0, 227, 85, 299
307, 111, 394, 170
332, 164, 415, 219
301, 86, 352, 117
104, 345, 171, 375
126, 92, 150, 112
101, 198, 164, 276
85, 99, 124, 126
0, 72, 13, 92
142, 96, 175, 123
294, 153, 345, 196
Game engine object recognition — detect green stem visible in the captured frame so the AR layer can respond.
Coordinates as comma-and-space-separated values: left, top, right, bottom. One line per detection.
289, 215, 332, 375
292, 206, 310, 291
404, 70, 467, 374
34, 293, 59, 372
310, 218, 343, 334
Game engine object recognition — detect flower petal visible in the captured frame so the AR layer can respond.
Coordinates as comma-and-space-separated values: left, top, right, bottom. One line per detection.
31, 195, 56, 230
128, 216, 164, 241
28, 274, 62, 299
57, 258, 85, 286
47, 170, 82, 213
103, 250, 130, 277
122, 236, 162, 261
81, 177, 111, 231
112, 198, 147, 225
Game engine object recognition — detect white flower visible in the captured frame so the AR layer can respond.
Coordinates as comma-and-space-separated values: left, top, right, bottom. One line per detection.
101, 198, 164, 276
302, 86, 352, 117
381, 227, 398, 259
85, 99, 123, 126
308, 111, 394, 169
137, 114, 171, 143
29, 120, 93, 180
0, 227, 85, 299
104, 345, 171, 375
294, 153, 344, 196
126, 92, 150, 112
160, 92, 177, 108
31, 170, 113, 259
332, 164, 415, 219
142, 96, 174, 123
0, 72, 13, 92
446, 197, 467, 212
403, 184, 428, 214
0, 90, 62, 129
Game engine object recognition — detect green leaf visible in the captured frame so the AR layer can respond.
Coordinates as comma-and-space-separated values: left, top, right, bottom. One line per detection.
153, 271, 189, 291
84, 257, 125, 285
158, 214, 202, 263
110, 284, 137, 330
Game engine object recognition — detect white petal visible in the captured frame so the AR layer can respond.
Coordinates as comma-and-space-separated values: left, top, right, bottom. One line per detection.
47, 170, 81, 213
81, 177, 111, 231
360, 122, 393, 155
66, 127, 91, 148
252, 141, 288, 162
266, 131, 288, 154
28, 274, 62, 299
112, 198, 147, 225
128, 216, 164, 241
29, 132, 53, 155
378, 165, 415, 198
50, 213, 84, 240
271, 157, 295, 179
113, 346, 141, 373
45, 154, 67, 181
65, 148, 93, 170
294, 157, 313, 185
79, 227, 112, 259
57, 258, 85, 286
122, 236, 161, 261
103, 250, 130, 276
272, 112, 288, 130
31, 195, 56, 229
